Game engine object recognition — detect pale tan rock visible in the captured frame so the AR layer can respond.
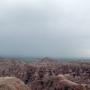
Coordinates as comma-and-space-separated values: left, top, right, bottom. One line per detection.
0, 77, 30, 90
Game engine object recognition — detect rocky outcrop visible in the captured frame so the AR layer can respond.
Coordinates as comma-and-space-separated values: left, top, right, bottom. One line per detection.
0, 59, 88, 90
31, 74, 86, 90
0, 60, 36, 84
0, 77, 29, 90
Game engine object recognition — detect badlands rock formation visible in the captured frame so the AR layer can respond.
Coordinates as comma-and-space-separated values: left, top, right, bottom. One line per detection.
0, 77, 29, 90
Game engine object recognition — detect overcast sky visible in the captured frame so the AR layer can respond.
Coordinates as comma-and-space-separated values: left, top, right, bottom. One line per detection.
0, 0, 90, 58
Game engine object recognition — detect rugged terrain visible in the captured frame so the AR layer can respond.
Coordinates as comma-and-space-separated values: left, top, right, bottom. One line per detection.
0, 57, 89, 90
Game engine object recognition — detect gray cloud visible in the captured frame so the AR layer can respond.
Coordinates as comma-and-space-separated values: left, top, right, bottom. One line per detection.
0, 0, 90, 58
